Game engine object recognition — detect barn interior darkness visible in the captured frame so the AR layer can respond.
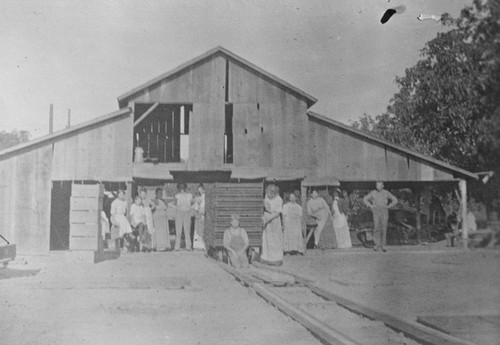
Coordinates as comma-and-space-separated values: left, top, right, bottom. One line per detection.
133, 103, 192, 163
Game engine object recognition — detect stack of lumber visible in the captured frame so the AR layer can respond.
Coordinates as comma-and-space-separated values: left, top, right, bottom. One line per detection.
69, 184, 103, 260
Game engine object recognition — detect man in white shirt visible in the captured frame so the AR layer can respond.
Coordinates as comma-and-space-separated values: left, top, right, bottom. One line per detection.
363, 181, 398, 252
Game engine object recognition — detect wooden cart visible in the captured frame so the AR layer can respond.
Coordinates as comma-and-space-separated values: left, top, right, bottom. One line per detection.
0, 235, 16, 268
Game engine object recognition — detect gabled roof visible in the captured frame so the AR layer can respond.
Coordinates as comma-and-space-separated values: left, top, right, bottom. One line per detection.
117, 46, 318, 108
307, 111, 478, 180
0, 108, 131, 160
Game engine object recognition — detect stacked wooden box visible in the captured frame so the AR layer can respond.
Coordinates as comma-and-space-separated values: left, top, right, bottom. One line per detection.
214, 182, 264, 248
69, 184, 103, 257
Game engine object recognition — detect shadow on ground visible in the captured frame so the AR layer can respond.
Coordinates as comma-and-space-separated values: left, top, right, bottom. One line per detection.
0, 268, 41, 280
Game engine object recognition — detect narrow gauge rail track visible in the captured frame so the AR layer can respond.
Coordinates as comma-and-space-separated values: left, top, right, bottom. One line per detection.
219, 262, 475, 345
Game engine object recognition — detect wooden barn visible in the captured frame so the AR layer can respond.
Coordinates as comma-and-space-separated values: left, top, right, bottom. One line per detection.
0, 46, 477, 256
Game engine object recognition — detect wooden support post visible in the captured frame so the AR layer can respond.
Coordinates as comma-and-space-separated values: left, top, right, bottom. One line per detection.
301, 181, 307, 232
415, 188, 422, 243
126, 181, 133, 223
301, 181, 310, 251
459, 179, 468, 248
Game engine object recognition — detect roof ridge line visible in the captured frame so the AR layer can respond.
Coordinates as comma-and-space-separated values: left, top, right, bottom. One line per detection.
117, 46, 317, 108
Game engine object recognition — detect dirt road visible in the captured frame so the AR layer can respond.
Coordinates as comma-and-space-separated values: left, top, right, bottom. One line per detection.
1, 251, 321, 345
3, 246, 499, 345
280, 246, 500, 344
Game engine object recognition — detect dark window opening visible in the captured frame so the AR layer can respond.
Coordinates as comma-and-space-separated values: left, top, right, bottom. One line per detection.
134, 103, 191, 163
50, 181, 72, 250
224, 104, 233, 164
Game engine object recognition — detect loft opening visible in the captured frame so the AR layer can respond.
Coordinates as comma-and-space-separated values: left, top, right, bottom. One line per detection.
224, 103, 233, 163
133, 103, 191, 163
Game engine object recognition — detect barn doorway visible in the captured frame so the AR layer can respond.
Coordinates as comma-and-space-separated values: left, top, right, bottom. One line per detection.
50, 181, 72, 250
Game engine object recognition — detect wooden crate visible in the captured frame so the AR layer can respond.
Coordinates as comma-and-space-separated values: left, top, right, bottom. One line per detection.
214, 182, 263, 247
69, 183, 103, 251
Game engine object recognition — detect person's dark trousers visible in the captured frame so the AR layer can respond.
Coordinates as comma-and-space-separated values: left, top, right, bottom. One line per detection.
373, 208, 389, 250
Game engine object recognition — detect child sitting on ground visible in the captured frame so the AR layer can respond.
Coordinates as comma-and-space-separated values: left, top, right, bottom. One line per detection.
223, 214, 250, 269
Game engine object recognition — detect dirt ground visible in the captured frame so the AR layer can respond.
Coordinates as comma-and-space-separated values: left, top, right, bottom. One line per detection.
0, 251, 321, 345
280, 244, 500, 344
2, 245, 499, 345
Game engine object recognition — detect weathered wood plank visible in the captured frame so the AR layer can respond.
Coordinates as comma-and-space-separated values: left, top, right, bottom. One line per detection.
259, 103, 273, 167
134, 102, 159, 127
289, 95, 308, 169
13, 145, 52, 255
188, 104, 201, 169
229, 60, 258, 103
70, 197, 102, 211
305, 283, 475, 345
70, 223, 99, 237
69, 236, 99, 251
246, 103, 260, 166
70, 211, 99, 224
342, 134, 364, 179
72, 184, 102, 197
50, 114, 132, 182
232, 103, 249, 166
308, 120, 321, 170
253, 283, 360, 345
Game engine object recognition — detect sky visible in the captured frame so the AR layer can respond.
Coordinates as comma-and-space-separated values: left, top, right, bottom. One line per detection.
0, 0, 472, 139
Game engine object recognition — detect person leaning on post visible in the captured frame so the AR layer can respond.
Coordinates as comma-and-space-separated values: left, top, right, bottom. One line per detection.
363, 181, 398, 252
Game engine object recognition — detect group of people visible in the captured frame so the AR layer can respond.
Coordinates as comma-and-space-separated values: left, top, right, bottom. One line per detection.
109, 179, 398, 263
223, 184, 358, 269
259, 185, 354, 266
109, 183, 206, 252
223, 181, 398, 269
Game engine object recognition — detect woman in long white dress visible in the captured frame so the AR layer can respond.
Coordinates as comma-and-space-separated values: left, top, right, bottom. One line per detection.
193, 184, 206, 250
110, 189, 132, 238
152, 187, 170, 251
283, 192, 304, 255
261, 184, 284, 265
331, 190, 352, 248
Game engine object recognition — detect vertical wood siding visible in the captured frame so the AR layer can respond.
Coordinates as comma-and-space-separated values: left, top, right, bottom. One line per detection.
308, 118, 454, 181
229, 60, 309, 170
0, 145, 52, 254
51, 114, 133, 181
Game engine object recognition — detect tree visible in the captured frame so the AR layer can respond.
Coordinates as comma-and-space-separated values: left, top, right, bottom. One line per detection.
0, 130, 30, 151
352, 0, 500, 208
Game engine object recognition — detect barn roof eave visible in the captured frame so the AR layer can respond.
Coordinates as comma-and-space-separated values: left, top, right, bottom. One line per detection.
117, 46, 318, 108
0, 108, 131, 160
307, 111, 478, 180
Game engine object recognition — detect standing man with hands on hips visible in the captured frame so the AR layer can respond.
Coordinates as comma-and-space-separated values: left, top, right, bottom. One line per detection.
363, 181, 398, 252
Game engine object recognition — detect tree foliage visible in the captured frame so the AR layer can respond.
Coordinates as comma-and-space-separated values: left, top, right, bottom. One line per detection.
352, 0, 500, 205
0, 130, 30, 151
